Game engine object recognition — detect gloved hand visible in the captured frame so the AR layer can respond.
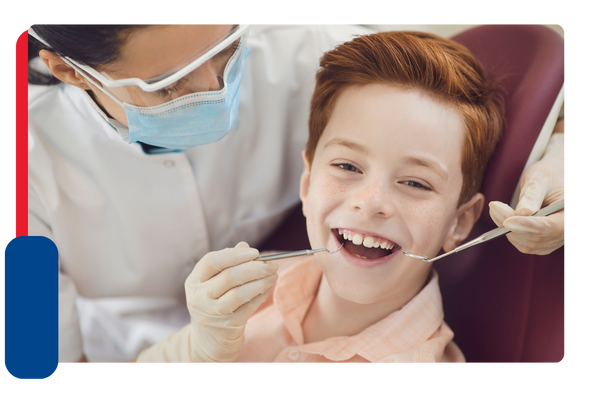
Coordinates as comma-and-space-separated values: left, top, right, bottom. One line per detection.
489, 133, 564, 255
136, 242, 278, 362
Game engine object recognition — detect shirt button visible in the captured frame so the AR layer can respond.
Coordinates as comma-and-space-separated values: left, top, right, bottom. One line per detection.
163, 160, 175, 168
288, 349, 300, 361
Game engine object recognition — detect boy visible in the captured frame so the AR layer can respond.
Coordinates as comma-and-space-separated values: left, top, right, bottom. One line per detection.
137, 30, 503, 363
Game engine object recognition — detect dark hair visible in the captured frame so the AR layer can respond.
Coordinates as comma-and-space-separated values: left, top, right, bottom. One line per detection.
28, 25, 144, 85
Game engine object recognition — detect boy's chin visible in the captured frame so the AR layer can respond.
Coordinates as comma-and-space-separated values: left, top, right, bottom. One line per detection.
322, 272, 386, 305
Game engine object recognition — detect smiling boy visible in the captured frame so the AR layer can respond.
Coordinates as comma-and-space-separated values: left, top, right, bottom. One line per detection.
232, 31, 503, 362
298, 85, 475, 351
138, 30, 504, 363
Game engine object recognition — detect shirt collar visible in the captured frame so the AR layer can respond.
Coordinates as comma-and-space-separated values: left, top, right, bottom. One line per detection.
273, 257, 445, 362
272, 257, 322, 345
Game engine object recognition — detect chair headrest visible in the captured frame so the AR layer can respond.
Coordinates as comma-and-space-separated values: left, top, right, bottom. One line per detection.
452, 25, 564, 225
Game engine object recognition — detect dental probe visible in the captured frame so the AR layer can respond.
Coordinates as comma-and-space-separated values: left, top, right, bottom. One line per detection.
255, 242, 345, 262
403, 199, 564, 263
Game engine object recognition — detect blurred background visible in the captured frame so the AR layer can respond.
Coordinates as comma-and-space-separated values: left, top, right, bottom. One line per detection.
357, 21, 567, 39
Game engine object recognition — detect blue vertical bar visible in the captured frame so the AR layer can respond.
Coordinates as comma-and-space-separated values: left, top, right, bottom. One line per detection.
5, 236, 58, 379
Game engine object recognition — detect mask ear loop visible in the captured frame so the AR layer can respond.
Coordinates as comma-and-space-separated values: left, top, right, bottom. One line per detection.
64, 59, 127, 107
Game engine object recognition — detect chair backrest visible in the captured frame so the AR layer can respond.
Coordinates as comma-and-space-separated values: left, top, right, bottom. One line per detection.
435, 25, 564, 362
258, 25, 564, 362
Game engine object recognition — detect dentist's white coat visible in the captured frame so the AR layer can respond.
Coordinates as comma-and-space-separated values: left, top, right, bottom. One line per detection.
27, 25, 371, 361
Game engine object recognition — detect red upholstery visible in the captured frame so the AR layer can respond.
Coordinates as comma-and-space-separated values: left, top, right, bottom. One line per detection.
436, 25, 564, 362
453, 25, 564, 225
259, 25, 564, 362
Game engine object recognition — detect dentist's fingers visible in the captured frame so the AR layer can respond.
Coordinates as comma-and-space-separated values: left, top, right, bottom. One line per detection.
489, 201, 516, 227
212, 273, 278, 316
193, 242, 260, 283
230, 286, 276, 323
504, 212, 564, 236
207, 260, 278, 299
488, 200, 565, 255
515, 165, 554, 216
503, 211, 564, 255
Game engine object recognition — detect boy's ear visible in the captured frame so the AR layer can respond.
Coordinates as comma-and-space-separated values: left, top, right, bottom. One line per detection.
442, 193, 485, 252
299, 150, 311, 217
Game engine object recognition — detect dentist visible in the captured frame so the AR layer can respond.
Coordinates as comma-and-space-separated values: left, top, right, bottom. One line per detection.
27, 24, 564, 362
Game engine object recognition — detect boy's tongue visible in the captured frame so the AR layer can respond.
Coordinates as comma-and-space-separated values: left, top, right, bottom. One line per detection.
344, 241, 392, 259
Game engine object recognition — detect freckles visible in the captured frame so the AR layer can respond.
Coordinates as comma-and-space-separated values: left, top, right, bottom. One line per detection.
402, 200, 447, 237
311, 172, 348, 202
321, 182, 347, 199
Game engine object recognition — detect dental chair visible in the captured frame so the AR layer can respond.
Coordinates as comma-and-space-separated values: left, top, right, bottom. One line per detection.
258, 25, 564, 362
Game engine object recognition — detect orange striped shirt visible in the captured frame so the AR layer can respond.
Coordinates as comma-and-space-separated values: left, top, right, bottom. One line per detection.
236, 256, 465, 362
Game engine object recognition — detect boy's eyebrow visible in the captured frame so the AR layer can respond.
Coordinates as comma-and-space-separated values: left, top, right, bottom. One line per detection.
324, 138, 449, 180
324, 138, 373, 157
402, 156, 449, 180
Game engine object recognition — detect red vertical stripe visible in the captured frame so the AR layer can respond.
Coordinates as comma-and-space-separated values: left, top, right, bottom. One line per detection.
16, 31, 28, 237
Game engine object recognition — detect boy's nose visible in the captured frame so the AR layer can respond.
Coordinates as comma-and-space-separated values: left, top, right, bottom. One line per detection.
350, 179, 395, 218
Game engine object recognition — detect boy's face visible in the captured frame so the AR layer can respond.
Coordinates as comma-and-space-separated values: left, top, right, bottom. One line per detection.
300, 84, 483, 305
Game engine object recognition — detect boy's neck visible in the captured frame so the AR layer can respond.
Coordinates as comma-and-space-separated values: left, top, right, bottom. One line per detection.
302, 267, 432, 344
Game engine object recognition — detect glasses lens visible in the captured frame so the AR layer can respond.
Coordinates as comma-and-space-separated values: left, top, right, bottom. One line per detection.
89, 26, 249, 107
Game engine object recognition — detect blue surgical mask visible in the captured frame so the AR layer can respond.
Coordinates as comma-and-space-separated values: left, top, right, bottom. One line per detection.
30, 25, 252, 150
121, 46, 250, 149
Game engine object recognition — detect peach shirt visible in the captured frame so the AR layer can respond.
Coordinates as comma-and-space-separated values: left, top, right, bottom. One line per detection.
236, 256, 465, 362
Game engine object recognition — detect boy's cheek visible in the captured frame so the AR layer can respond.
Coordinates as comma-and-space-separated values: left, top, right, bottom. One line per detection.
306, 178, 346, 220
310, 173, 349, 203
403, 210, 456, 254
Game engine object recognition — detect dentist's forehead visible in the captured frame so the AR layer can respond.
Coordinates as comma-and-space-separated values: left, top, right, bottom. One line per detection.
102, 25, 235, 80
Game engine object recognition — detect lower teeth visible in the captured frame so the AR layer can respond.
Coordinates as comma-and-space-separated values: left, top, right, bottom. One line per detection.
353, 253, 367, 259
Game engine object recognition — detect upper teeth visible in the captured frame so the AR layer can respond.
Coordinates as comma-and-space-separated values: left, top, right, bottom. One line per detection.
339, 229, 395, 250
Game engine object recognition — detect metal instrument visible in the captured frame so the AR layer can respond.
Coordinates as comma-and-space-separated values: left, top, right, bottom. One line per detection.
255, 242, 345, 262
403, 199, 564, 263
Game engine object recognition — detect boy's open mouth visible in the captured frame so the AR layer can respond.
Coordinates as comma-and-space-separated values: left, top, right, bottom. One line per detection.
333, 229, 401, 260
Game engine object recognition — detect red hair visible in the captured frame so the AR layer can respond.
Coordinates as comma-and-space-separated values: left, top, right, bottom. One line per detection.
306, 31, 504, 206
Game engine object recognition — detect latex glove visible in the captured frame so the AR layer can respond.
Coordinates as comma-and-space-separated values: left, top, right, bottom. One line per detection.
136, 242, 278, 362
488, 133, 564, 255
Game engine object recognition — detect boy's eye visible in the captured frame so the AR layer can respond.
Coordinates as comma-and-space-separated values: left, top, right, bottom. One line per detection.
333, 163, 360, 173
401, 180, 431, 191
330, 163, 430, 190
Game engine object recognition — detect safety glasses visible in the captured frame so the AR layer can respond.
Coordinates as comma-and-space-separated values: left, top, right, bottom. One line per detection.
28, 21, 250, 92
29, 25, 251, 107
